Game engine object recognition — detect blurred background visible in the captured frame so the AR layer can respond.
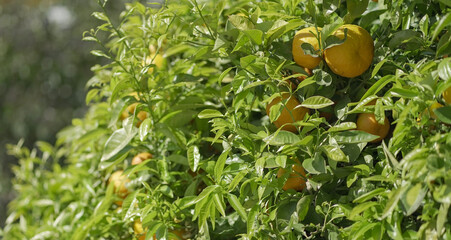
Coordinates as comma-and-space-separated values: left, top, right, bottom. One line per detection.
0, 0, 131, 227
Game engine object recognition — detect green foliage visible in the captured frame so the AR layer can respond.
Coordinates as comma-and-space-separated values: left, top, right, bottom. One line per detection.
2, 0, 451, 239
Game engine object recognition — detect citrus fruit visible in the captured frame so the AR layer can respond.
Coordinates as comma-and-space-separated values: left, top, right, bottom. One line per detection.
119, 102, 149, 127
277, 161, 307, 191
132, 152, 153, 165
356, 113, 390, 143
134, 219, 188, 240
324, 24, 374, 78
292, 27, 322, 69
266, 93, 309, 132
108, 171, 130, 206
143, 45, 166, 74
443, 87, 451, 104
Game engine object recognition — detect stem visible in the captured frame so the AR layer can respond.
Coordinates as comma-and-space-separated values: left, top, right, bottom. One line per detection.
191, 0, 216, 40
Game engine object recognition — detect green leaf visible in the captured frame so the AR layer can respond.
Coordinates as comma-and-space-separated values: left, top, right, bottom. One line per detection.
434, 106, 451, 124
244, 29, 263, 45
371, 59, 388, 78
92, 12, 109, 22
346, 0, 369, 18
187, 145, 200, 172
436, 31, 451, 57
85, 88, 100, 105
327, 122, 357, 132
402, 183, 426, 216
227, 193, 248, 221
321, 145, 349, 162
382, 185, 408, 219
296, 195, 312, 221
266, 19, 305, 44
247, 205, 259, 235
228, 15, 254, 30
360, 75, 395, 101
351, 222, 378, 240
389, 88, 418, 98
349, 202, 378, 220
438, 58, 451, 82
198, 109, 224, 119
159, 185, 174, 198
302, 154, 326, 174
217, 67, 234, 84
353, 188, 387, 203
388, 30, 423, 50
212, 193, 226, 218
101, 128, 137, 162
214, 149, 230, 182
437, 203, 450, 234
240, 55, 257, 69
438, 0, 451, 7
300, 96, 334, 109
227, 169, 248, 192
301, 42, 319, 57
139, 118, 152, 142
432, 12, 451, 42
263, 131, 300, 146
90, 50, 111, 59
333, 130, 378, 144
189, 185, 219, 208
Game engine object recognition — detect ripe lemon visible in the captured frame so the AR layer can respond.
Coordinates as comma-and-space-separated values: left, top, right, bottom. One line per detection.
356, 113, 390, 143
119, 103, 149, 127
266, 93, 309, 132
108, 171, 130, 206
132, 152, 153, 165
324, 24, 374, 78
277, 162, 307, 191
292, 27, 322, 69
443, 87, 451, 104
143, 45, 166, 74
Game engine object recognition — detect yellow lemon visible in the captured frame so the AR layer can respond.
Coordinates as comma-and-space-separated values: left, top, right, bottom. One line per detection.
292, 27, 322, 69
277, 161, 307, 191
324, 24, 374, 78
266, 93, 309, 133
356, 113, 390, 143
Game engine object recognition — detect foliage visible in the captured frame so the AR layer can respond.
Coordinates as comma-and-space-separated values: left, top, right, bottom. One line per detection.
2, 0, 451, 239
0, 0, 128, 226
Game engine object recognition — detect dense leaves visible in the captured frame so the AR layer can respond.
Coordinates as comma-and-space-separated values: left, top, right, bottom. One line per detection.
2, 0, 451, 239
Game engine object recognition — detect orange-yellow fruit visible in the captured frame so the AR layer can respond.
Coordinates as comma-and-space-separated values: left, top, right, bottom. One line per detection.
134, 219, 188, 240
292, 27, 322, 69
277, 163, 307, 191
443, 87, 451, 104
266, 93, 309, 132
132, 152, 153, 165
356, 113, 390, 143
134, 219, 153, 240
108, 171, 130, 205
324, 24, 374, 78
119, 103, 149, 127
429, 102, 444, 119
143, 45, 166, 74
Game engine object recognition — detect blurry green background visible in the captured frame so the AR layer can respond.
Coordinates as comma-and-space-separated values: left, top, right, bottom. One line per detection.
0, 0, 130, 227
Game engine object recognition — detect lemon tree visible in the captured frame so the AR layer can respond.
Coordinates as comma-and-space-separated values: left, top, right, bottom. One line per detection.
2, 0, 451, 239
